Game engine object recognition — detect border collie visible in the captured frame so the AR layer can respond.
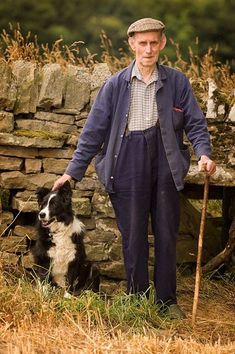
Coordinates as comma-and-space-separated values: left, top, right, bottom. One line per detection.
31, 181, 99, 296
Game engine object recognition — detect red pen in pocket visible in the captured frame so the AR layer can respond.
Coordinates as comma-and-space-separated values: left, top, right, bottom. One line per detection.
173, 107, 184, 112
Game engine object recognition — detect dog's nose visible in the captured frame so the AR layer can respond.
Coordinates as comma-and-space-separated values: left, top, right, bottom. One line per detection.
39, 212, 46, 219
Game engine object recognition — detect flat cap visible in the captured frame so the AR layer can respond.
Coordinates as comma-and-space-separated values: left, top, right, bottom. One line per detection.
127, 18, 165, 37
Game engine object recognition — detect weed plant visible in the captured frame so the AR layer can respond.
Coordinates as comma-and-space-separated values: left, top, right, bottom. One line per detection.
0, 25, 234, 111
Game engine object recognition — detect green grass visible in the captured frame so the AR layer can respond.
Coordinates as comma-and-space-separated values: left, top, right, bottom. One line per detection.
0, 268, 234, 353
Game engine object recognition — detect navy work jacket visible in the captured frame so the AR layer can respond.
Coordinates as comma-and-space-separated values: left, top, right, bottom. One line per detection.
66, 61, 211, 193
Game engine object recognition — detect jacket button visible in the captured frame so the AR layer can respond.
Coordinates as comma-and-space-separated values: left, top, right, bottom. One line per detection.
120, 134, 123, 138
110, 176, 114, 179
114, 155, 117, 158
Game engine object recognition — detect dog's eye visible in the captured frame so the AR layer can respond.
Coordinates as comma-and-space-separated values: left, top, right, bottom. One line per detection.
49, 199, 57, 206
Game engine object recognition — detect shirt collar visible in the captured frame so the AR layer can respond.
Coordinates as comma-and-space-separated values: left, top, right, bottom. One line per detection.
131, 62, 158, 84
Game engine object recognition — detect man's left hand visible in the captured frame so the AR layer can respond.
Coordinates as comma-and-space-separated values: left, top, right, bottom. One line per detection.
198, 155, 216, 176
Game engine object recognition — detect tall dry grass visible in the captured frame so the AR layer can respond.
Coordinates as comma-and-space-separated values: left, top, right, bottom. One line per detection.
0, 261, 234, 353
0, 25, 234, 111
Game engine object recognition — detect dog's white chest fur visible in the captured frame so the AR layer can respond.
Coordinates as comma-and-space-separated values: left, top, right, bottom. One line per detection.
47, 217, 83, 288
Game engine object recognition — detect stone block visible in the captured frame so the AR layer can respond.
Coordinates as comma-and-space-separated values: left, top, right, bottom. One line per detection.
0, 146, 38, 158
42, 158, 68, 174
53, 108, 78, 115
86, 244, 109, 262
92, 190, 115, 218
35, 111, 75, 125
84, 230, 116, 244
75, 119, 87, 128
25, 159, 42, 173
72, 197, 91, 216
13, 190, 37, 201
12, 191, 38, 212
0, 133, 65, 148
39, 147, 74, 159
0, 171, 28, 189
90, 63, 111, 104
1, 171, 57, 190
99, 261, 126, 280
14, 225, 37, 240
79, 217, 96, 230
0, 111, 14, 132
84, 163, 96, 177
12, 197, 38, 213
95, 218, 120, 237
66, 134, 79, 146
228, 152, 235, 167
12, 60, 39, 114
100, 280, 126, 295
0, 156, 23, 171
205, 78, 226, 121
108, 243, 123, 261
0, 60, 17, 110
38, 63, 64, 109
16, 118, 77, 135
64, 65, 91, 112
75, 177, 100, 191
73, 190, 94, 198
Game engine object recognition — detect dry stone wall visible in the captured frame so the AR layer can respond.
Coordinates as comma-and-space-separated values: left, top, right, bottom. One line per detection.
0, 59, 234, 292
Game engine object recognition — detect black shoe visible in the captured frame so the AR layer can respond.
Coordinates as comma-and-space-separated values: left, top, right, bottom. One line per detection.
160, 304, 186, 320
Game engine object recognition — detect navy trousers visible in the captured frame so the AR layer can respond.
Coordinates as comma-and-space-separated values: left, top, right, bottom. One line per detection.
109, 125, 180, 305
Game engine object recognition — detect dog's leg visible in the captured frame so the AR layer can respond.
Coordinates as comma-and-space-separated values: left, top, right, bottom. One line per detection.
53, 274, 66, 288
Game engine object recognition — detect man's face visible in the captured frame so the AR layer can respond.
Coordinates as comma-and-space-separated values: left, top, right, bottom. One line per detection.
128, 31, 166, 70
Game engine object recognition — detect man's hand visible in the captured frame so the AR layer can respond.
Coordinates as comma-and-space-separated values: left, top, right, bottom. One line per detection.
52, 174, 72, 191
198, 155, 216, 176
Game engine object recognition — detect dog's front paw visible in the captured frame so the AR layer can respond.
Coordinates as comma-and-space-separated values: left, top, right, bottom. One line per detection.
64, 291, 72, 299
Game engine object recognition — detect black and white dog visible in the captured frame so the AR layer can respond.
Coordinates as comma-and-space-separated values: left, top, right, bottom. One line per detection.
31, 181, 99, 296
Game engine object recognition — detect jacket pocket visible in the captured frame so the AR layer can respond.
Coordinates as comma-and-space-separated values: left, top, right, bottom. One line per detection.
180, 144, 190, 178
95, 152, 106, 185
172, 109, 184, 131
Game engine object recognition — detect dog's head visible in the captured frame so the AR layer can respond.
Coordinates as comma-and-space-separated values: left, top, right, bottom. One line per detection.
36, 181, 73, 227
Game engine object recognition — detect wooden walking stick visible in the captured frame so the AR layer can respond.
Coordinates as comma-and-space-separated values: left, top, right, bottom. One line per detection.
192, 172, 210, 326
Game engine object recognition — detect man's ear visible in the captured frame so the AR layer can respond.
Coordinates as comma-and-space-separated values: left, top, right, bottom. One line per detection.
160, 33, 167, 50
128, 36, 136, 52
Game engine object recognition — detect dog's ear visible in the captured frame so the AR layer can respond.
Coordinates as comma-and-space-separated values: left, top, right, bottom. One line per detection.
36, 187, 50, 204
58, 181, 72, 204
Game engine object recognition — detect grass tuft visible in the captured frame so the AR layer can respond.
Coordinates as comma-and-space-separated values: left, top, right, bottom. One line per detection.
0, 265, 234, 352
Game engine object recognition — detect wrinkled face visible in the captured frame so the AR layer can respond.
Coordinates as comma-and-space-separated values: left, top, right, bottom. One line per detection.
128, 31, 166, 70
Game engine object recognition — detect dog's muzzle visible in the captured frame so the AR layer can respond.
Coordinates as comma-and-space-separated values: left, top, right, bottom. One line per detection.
38, 212, 55, 227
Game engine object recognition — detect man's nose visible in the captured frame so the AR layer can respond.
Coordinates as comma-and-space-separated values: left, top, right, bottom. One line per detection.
145, 44, 152, 53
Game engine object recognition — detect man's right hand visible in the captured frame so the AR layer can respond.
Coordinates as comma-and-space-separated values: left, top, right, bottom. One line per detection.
52, 174, 72, 191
